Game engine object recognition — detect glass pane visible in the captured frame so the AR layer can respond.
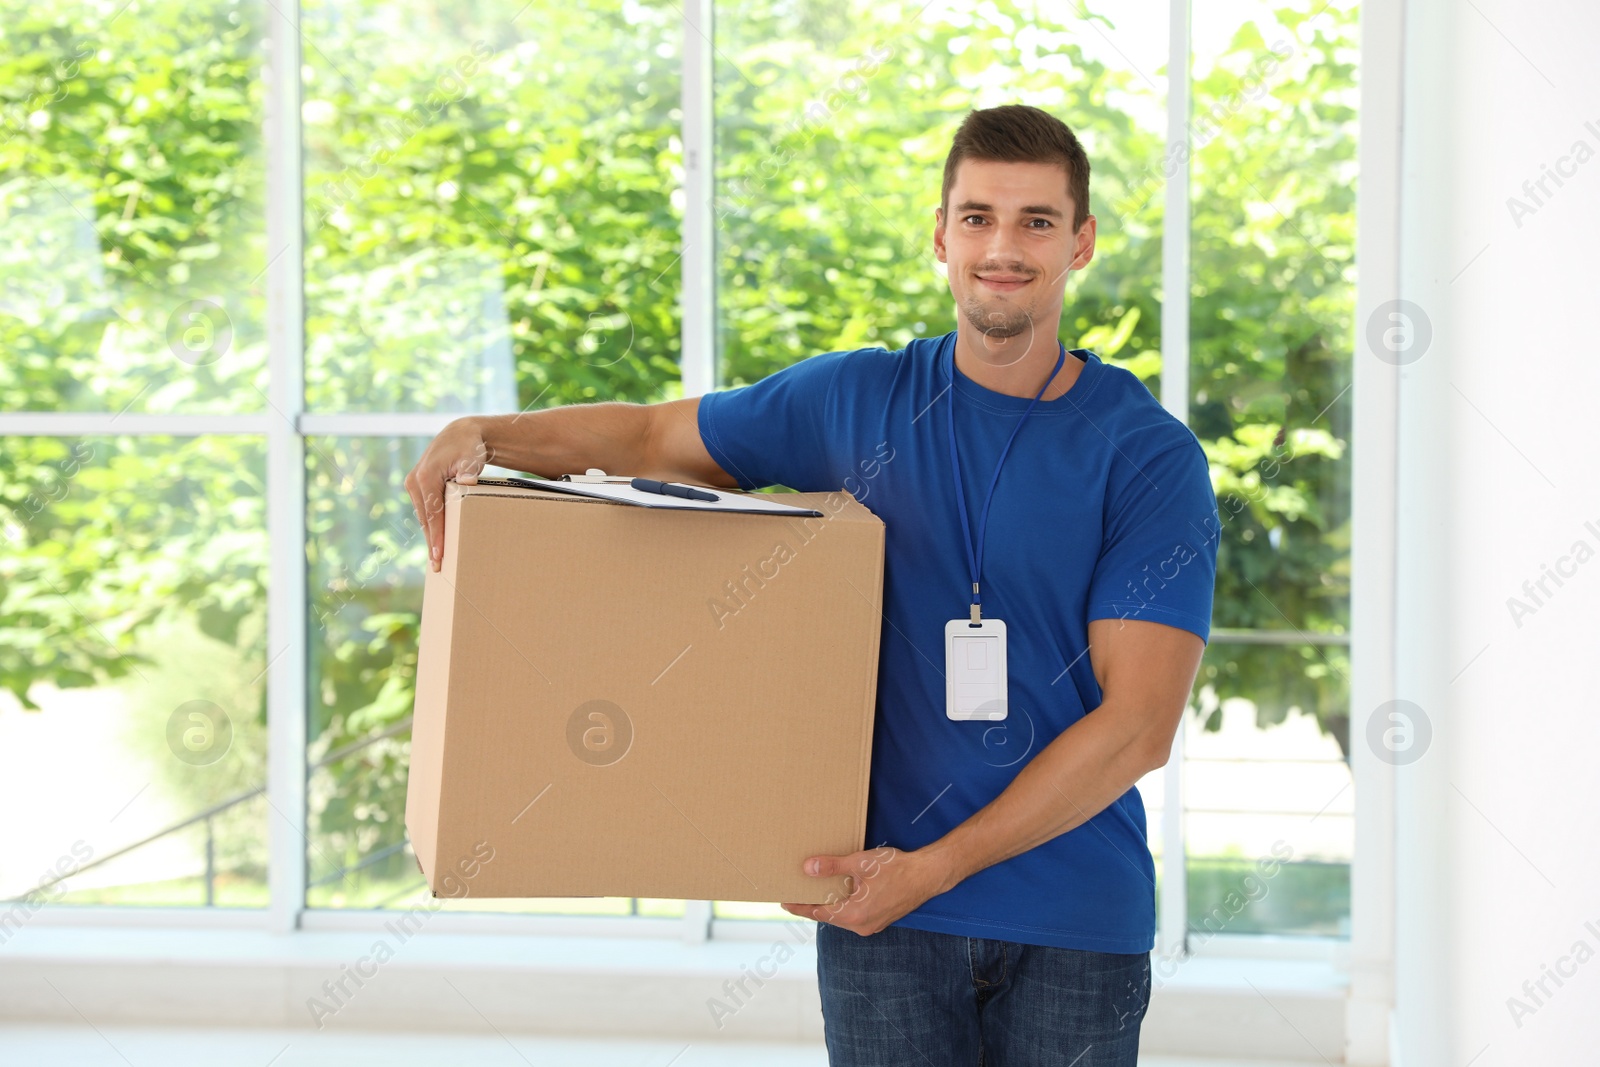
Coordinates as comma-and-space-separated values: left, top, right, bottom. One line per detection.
0, 436, 268, 907
1189, 0, 1359, 634
1137, 763, 1164, 885
300, 0, 682, 414
714, 900, 788, 921
1183, 0, 1357, 940
707, 0, 1169, 925
304, 435, 681, 918
0, 1, 267, 414
1186, 639, 1352, 938
707, 0, 1168, 923
712, 0, 1167, 391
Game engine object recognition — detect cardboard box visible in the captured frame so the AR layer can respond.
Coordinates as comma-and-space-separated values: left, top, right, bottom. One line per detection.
405, 480, 885, 904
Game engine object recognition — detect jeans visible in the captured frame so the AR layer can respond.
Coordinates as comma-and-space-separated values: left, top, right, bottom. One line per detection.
815, 921, 1151, 1066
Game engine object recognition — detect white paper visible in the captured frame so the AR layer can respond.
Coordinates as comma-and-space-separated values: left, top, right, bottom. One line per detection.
486, 477, 825, 517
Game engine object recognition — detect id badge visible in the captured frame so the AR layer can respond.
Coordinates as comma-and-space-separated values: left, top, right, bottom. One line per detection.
945, 618, 1008, 720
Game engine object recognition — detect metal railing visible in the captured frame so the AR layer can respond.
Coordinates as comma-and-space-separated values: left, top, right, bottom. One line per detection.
3, 715, 415, 906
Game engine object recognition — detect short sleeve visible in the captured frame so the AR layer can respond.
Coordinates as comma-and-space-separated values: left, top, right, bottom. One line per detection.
696, 350, 850, 492
1085, 438, 1220, 643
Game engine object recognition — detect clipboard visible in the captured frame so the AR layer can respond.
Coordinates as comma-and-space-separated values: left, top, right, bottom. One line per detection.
473, 476, 826, 517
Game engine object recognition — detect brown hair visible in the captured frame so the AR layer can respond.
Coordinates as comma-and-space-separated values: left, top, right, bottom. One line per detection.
940, 104, 1091, 233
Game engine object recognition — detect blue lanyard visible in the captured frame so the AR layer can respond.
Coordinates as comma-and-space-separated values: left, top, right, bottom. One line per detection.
946, 334, 1067, 623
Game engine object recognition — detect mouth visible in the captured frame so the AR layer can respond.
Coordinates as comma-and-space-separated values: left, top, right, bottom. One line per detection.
975, 274, 1033, 292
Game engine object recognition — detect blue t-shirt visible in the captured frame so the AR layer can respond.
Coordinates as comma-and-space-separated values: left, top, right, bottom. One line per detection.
697, 330, 1219, 953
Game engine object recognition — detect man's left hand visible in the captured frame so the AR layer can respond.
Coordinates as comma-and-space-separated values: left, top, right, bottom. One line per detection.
779, 845, 955, 936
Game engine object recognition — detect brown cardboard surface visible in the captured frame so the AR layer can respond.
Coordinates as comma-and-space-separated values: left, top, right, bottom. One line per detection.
405, 481, 885, 904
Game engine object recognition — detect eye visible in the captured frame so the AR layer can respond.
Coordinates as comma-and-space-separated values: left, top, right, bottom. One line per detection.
1028, 218, 1053, 228
962, 215, 985, 225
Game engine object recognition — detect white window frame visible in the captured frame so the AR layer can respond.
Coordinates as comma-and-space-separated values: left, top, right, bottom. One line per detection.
0, 0, 1391, 990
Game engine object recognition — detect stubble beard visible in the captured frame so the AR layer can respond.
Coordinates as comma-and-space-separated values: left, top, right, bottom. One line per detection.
960, 288, 1035, 346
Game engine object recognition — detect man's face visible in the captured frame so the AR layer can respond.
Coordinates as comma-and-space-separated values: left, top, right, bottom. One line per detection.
934, 159, 1094, 357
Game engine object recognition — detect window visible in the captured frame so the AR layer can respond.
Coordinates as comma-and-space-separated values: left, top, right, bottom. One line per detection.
708, 0, 1170, 922
1, 0, 269, 909
0, 0, 1359, 954
296, 0, 682, 915
1181, 0, 1357, 944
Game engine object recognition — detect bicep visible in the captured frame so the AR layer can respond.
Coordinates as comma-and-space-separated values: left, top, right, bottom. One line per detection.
1086, 617, 1206, 756
643, 396, 743, 489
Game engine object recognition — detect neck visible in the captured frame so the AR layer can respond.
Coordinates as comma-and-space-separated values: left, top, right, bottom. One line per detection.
953, 322, 1081, 401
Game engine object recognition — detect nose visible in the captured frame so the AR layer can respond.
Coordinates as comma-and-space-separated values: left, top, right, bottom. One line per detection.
980, 226, 1026, 275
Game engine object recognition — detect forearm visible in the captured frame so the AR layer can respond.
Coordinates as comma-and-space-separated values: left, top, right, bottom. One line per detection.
785, 622, 1201, 932
472, 403, 653, 479
920, 703, 1166, 895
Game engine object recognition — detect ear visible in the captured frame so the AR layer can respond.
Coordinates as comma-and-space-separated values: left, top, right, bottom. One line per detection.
1070, 214, 1097, 270
933, 207, 947, 264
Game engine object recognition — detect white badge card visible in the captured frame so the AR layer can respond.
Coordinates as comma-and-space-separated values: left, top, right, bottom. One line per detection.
944, 618, 1008, 721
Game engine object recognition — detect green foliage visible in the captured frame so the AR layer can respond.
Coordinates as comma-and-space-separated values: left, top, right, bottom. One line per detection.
0, 436, 266, 711
299, 0, 684, 413
711, 2, 1168, 388
1188, 5, 1358, 747
0, 0, 1359, 901
0, 0, 267, 413
110, 612, 270, 897
304, 437, 429, 895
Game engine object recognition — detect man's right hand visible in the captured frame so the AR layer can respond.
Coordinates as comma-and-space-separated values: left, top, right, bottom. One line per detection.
404, 397, 737, 573
405, 416, 493, 572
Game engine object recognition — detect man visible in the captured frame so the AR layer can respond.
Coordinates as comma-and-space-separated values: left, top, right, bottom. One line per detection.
407, 103, 1218, 1065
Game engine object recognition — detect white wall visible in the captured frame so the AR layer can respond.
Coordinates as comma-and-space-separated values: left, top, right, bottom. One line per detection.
1394, 0, 1600, 1063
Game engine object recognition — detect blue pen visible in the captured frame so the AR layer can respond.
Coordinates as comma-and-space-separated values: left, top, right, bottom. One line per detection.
631, 477, 719, 503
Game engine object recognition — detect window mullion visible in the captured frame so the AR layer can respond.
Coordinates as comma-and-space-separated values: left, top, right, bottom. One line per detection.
679, 0, 716, 942
1157, 0, 1193, 962
680, 0, 715, 400
265, 0, 309, 935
